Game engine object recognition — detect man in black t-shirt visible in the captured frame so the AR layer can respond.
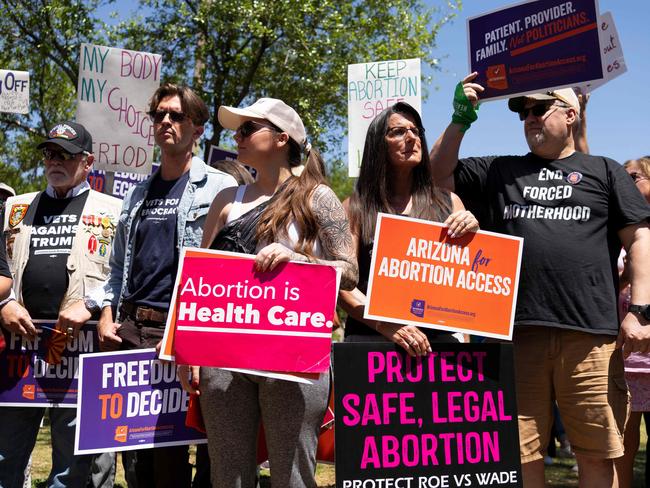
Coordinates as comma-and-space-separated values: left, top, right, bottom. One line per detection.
0, 121, 121, 488
431, 75, 650, 488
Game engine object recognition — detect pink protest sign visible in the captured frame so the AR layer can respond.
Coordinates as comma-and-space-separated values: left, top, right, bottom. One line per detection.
169, 248, 337, 373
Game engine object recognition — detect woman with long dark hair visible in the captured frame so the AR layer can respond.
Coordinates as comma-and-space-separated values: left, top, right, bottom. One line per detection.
340, 102, 478, 354
179, 97, 357, 487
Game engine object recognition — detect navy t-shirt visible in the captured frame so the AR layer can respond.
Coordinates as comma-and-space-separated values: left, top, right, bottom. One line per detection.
454, 151, 650, 335
22, 192, 89, 319
124, 171, 190, 309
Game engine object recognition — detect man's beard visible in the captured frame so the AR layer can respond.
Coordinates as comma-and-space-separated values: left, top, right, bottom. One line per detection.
526, 129, 546, 150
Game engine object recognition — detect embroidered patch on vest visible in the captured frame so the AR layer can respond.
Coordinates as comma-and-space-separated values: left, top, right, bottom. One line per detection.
88, 234, 98, 254
8, 203, 29, 228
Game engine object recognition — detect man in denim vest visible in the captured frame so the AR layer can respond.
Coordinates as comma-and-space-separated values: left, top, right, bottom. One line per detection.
98, 84, 236, 488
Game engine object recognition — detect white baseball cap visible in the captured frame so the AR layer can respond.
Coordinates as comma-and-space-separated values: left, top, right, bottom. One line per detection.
218, 98, 308, 150
0, 182, 16, 197
508, 88, 580, 115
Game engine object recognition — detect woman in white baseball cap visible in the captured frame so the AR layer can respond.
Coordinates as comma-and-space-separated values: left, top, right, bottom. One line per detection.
179, 97, 358, 487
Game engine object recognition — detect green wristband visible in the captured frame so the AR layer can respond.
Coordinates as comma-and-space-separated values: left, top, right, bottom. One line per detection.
451, 81, 479, 132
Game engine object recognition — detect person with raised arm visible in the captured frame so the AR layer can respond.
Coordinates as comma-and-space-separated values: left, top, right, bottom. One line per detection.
430, 73, 650, 488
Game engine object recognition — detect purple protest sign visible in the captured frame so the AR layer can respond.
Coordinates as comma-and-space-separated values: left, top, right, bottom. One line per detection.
468, 0, 603, 101
0, 321, 98, 407
75, 349, 205, 454
87, 164, 159, 199
207, 145, 237, 165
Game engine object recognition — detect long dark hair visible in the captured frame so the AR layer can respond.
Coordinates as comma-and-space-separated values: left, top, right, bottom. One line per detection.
255, 133, 328, 258
348, 102, 452, 246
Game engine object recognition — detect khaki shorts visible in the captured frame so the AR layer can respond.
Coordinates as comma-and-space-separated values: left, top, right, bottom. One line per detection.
513, 326, 629, 463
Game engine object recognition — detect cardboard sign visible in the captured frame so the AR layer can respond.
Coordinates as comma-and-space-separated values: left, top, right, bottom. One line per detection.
334, 342, 522, 488
0, 69, 29, 114
164, 248, 338, 373
0, 321, 98, 407
75, 349, 206, 454
365, 214, 523, 340
467, 0, 603, 101
578, 12, 626, 92
76, 43, 162, 174
347, 58, 421, 177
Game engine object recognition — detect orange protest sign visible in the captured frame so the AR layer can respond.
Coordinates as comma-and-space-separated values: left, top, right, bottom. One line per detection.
365, 214, 523, 339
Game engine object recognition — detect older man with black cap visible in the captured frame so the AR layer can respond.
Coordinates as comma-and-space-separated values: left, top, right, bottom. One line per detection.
430, 73, 650, 488
0, 121, 121, 488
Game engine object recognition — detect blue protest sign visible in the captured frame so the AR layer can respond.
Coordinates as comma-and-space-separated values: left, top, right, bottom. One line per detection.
467, 0, 603, 100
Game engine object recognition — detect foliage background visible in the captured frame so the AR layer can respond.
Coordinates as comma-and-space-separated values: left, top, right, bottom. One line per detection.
0, 0, 461, 198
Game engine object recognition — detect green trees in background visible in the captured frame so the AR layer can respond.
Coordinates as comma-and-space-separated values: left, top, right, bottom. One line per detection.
0, 0, 460, 198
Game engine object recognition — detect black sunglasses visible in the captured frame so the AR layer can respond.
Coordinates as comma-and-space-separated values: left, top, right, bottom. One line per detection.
42, 148, 76, 161
147, 109, 188, 124
517, 102, 570, 121
235, 120, 279, 139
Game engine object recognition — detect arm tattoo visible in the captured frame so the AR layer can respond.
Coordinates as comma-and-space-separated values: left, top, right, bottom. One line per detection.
310, 186, 358, 290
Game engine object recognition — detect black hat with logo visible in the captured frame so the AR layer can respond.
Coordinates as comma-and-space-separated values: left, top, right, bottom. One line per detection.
37, 121, 93, 154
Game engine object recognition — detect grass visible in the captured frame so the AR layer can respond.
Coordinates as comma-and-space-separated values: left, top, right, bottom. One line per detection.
29, 413, 648, 487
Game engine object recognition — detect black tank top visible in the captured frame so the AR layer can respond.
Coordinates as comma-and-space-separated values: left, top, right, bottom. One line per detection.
209, 199, 271, 254
344, 192, 457, 342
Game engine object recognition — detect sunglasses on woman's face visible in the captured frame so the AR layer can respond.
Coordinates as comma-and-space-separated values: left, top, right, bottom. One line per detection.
235, 120, 279, 139
147, 109, 187, 124
629, 172, 648, 183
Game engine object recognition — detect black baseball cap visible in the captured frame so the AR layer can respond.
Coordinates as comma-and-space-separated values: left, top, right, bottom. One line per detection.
37, 121, 93, 154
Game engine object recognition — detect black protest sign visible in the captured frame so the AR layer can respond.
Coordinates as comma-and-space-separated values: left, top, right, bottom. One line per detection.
334, 342, 522, 488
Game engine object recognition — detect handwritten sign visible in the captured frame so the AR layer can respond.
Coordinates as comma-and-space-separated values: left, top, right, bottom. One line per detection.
163, 248, 338, 373
76, 43, 162, 174
0, 69, 29, 114
0, 321, 98, 407
347, 58, 421, 177
467, 0, 603, 101
578, 12, 626, 93
75, 349, 205, 454
365, 214, 523, 340
334, 342, 522, 488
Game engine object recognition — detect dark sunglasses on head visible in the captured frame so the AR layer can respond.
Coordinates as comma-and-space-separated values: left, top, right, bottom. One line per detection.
42, 148, 76, 161
147, 109, 187, 124
235, 120, 279, 139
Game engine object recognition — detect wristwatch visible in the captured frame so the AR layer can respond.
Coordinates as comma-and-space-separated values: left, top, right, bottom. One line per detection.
629, 304, 650, 321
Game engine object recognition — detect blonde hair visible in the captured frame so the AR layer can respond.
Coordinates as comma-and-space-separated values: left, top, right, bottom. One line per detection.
624, 157, 650, 178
